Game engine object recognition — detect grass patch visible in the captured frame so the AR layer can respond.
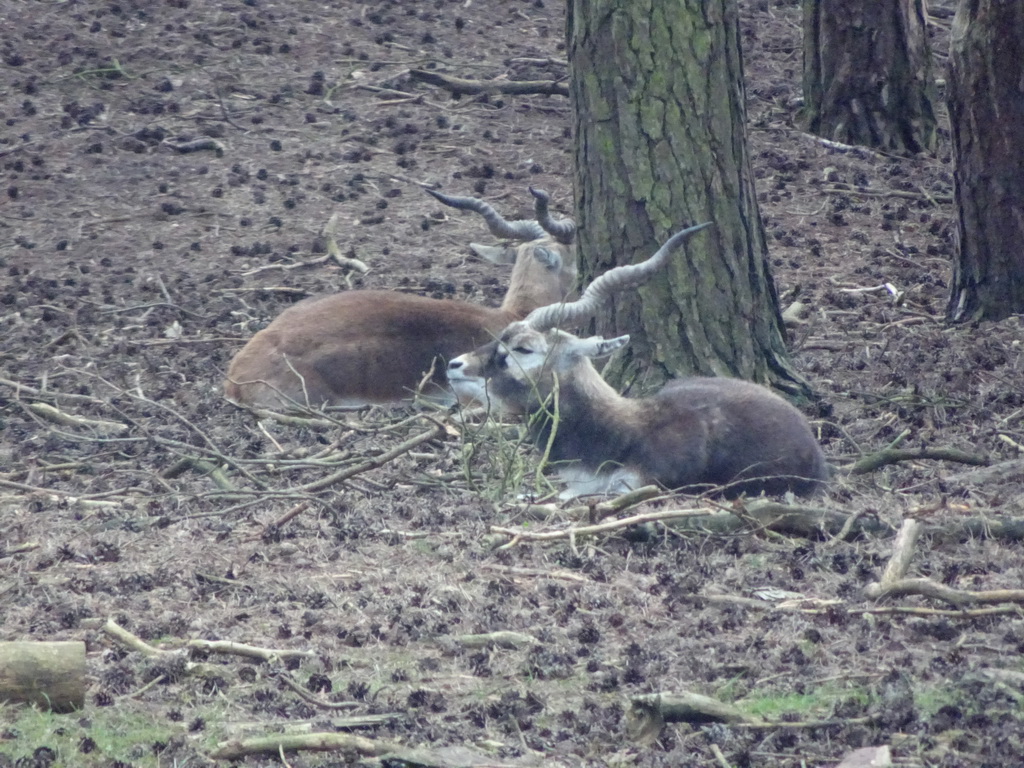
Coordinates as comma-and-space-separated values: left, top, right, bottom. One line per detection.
0, 705, 190, 768
738, 682, 872, 721
456, 414, 539, 502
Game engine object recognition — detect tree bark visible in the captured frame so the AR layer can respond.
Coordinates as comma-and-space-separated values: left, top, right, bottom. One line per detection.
802, 0, 937, 154
946, 0, 1024, 322
566, 0, 810, 399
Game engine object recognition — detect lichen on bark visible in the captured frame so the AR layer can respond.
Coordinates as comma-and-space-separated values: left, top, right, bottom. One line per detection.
567, 0, 811, 400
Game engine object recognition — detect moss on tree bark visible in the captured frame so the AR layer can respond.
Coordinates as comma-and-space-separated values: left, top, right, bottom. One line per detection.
567, 0, 811, 399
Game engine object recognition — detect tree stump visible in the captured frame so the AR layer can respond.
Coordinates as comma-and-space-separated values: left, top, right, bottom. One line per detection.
0, 641, 87, 713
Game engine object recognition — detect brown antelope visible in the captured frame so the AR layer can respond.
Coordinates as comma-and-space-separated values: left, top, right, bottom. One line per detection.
224, 188, 577, 409
447, 223, 829, 498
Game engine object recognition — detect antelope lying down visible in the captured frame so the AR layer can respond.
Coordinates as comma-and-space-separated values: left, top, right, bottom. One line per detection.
224, 188, 577, 409
447, 223, 829, 498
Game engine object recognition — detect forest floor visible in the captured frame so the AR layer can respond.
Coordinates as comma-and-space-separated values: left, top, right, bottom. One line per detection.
2, 1, 1023, 766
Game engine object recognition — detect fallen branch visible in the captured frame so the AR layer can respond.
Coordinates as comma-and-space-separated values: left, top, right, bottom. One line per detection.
194, 571, 249, 590
679, 499, 893, 540
627, 691, 757, 744
709, 744, 732, 768
865, 578, 1024, 607
849, 446, 988, 475
864, 518, 1024, 608
834, 747, 893, 768
187, 639, 315, 663
409, 69, 568, 97
1, 542, 40, 557
162, 457, 235, 491
165, 137, 226, 155
702, 593, 1023, 619
265, 500, 313, 532
825, 509, 877, 546
209, 735, 519, 767
451, 631, 540, 650
25, 402, 128, 435
877, 518, 921, 584
822, 182, 952, 204
491, 506, 714, 548
241, 252, 331, 276
930, 516, 1024, 544
221, 285, 309, 297
293, 420, 448, 494
324, 213, 370, 275
514, 485, 664, 522
944, 457, 1024, 486
252, 409, 341, 429
102, 619, 175, 658
683, 498, 1024, 547
492, 497, 896, 548
0, 376, 105, 405
480, 564, 591, 584
628, 691, 873, 743
0, 477, 129, 505
629, 691, 757, 727
103, 619, 315, 663
275, 673, 363, 710
210, 732, 391, 761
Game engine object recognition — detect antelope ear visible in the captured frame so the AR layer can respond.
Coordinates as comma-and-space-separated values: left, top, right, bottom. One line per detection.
531, 246, 563, 271
470, 243, 517, 264
575, 334, 630, 359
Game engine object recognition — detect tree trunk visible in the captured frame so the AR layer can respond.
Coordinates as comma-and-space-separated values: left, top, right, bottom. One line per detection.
802, 0, 937, 154
566, 0, 810, 400
946, 0, 1024, 322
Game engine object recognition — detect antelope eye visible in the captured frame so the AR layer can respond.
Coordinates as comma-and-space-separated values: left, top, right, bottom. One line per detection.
512, 346, 533, 355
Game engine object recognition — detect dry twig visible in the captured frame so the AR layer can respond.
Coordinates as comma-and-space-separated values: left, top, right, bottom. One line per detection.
849, 446, 988, 474
864, 518, 1024, 607
210, 733, 391, 761
492, 506, 713, 548
24, 402, 128, 434
186, 639, 315, 662
409, 69, 568, 97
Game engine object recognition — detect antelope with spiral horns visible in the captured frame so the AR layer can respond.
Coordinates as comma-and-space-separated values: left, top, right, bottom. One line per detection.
224, 187, 577, 409
446, 222, 829, 498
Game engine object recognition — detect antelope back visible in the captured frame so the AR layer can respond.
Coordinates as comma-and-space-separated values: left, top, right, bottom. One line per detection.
225, 291, 511, 409
646, 378, 829, 496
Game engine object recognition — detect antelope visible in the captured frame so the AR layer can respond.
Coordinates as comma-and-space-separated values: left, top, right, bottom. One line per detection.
447, 223, 829, 498
224, 188, 577, 409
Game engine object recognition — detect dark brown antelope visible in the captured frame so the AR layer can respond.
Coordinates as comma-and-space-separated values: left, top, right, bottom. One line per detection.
447, 223, 829, 498
224, 188, 577, 409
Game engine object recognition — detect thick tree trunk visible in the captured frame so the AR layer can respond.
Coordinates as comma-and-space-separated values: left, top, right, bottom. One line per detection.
566, 0, 810, 400
802, 0, 937, 154
946, 0, 1024, 322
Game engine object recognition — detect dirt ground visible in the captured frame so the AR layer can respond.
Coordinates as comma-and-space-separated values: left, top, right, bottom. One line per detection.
2, 1, 1024, 766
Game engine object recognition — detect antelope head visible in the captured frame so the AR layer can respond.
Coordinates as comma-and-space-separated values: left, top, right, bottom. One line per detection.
447, 221, 713, 407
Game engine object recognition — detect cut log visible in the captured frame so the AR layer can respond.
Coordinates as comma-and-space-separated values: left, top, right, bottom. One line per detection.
0, 641, 86, 713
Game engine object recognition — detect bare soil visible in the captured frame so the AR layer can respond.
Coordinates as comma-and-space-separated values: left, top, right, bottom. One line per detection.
2, 1, 1023, 767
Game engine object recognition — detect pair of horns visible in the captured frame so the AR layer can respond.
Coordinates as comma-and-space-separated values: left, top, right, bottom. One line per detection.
524, 221, 713, 331
425, 187, 577, 245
